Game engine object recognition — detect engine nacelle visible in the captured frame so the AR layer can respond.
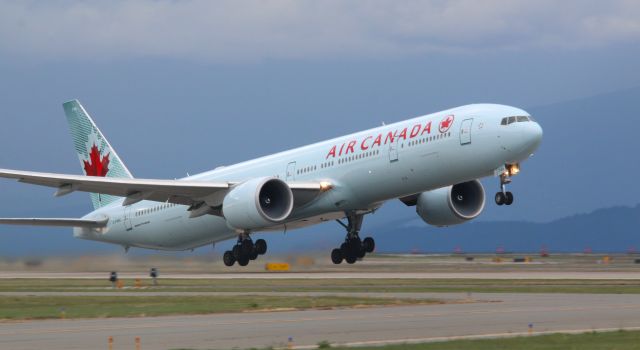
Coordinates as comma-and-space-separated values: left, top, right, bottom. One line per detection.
222, 177, 294, 230
416, 180, 486, 227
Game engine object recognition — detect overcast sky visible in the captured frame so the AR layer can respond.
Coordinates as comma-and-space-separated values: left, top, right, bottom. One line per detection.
1, 1, 639, 62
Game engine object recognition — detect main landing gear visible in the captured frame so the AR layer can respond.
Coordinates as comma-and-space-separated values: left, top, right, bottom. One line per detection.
495, 171, 514, 206
223, 234, 267, 267
330, 213, 375, 265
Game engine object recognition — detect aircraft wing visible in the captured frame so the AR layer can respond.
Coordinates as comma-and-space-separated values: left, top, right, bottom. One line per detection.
0, 168, 230, 206
0, 217, 108, 228
0, 168, 328, 209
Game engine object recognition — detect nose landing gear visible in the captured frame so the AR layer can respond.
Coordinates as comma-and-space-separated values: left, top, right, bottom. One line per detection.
495, 171, 514, 206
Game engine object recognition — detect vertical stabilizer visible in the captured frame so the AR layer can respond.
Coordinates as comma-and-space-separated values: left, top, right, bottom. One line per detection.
63, 100, 133, 209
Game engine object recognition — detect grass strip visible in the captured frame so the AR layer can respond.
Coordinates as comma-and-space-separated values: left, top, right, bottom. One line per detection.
1, 278, 640, 294
0, 295, 432, 320
313, 330, 640, 350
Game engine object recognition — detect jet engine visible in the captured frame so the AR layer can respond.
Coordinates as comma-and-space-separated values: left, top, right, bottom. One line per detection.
416, 180, 485, 227
222, 177, 294, 230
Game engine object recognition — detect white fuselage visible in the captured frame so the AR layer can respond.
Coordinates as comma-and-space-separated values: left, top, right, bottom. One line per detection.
75, 104, 543, 250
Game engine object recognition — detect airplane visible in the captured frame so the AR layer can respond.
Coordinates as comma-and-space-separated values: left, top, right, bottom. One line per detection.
0, 100, 542, 266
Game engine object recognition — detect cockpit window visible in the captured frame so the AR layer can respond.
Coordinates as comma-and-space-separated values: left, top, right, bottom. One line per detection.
501, 116, 532, 125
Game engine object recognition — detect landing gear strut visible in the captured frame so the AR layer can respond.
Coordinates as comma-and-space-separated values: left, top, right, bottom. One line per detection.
223, 234, 268, 267
330, 213, 375, 265
495, 172, 514, 206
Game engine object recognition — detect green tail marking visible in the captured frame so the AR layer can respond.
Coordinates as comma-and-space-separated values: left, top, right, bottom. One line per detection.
63, 100, 133, 210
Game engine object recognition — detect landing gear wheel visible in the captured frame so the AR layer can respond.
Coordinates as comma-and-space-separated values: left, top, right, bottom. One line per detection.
249, 251, 259, 260
345, 255, 357, 264
356, 245, 366, 259
363, 237, 375, 253
331, 248, 343, 264
505, 191, 514, 205
237, 256, 250, 266
232, 245, 242, 260
255, 239, 267, 255
340, 242, 349, 256
241, 239, 254, 255
495, 192, 506, 206
223, 251, 236, 266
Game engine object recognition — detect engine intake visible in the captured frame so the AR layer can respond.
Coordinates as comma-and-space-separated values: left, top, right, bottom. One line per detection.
416, 180, 485, 227
223, 177, 294, 230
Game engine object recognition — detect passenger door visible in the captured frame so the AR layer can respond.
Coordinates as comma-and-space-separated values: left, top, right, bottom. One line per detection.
460, 118, 473, 145
389, 137, 399, 162
286, 161, 297, 181
123, 206, 133, 231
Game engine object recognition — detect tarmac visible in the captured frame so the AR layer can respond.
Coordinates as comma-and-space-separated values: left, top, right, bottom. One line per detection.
2, 292, 640, 350
1, 271, 639, 279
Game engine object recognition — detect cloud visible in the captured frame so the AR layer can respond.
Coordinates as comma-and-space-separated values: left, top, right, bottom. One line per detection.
0, 0, 638, 62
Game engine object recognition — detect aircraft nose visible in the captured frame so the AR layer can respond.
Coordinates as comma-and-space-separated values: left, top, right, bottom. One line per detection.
521, 121, 543, 154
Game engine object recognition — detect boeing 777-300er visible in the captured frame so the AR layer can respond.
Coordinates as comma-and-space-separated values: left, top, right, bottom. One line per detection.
0, 101, 542, 266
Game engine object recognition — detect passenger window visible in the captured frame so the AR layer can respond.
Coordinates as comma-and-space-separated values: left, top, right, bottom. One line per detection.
508, 116, 516, 124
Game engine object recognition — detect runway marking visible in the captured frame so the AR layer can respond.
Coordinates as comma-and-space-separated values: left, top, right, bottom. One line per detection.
285, 326, 640, 349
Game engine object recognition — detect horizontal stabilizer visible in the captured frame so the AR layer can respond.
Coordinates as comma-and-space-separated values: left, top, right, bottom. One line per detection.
0, 217, 108, 228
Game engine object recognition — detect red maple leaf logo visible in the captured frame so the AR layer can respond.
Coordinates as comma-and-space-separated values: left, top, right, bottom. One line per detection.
439, 114, 454, 133
83, 144, 110, 177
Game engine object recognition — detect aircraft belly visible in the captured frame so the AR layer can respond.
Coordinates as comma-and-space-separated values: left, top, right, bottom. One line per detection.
85, 208, 235, 251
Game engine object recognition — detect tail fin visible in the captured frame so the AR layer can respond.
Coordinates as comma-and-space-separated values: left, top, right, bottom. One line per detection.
63, 100, 133, 210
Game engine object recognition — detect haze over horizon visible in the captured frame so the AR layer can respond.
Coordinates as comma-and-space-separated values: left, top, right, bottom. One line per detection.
0, 1, 638, 256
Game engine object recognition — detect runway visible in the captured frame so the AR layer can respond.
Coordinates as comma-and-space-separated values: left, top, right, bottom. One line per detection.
2, 293, 640, 350
1, 271, 639, 279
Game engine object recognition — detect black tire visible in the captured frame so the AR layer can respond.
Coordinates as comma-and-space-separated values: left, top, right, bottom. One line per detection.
340, 242, 349, 256
331, 248, 343, 264
255, 239, 267, 255
345, 255, 357, 264
241, 240, 254, 255
363, 237, 375, 253
232, 245, 242, 260
237, 256, 250, 266
249, 250, 259, 260
350, 238, 365, 258
495, 192, 505, 206
505, 192, 514, 205
223, 251, 236, 267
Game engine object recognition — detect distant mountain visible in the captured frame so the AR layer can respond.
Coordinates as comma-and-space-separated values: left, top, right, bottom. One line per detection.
369, 204, 640, 253
0, 203, 638, 258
